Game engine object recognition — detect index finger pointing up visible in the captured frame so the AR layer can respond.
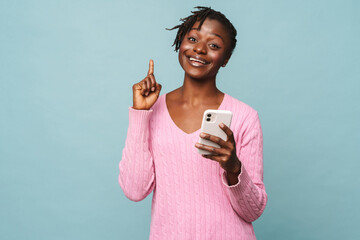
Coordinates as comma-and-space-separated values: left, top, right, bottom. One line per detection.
148, 59, 154, 75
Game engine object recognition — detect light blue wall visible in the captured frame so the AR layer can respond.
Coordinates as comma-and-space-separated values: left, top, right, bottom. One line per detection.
1, 0, 359, 239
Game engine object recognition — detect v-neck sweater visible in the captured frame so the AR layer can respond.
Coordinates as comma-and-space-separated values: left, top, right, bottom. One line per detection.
119, 93, 267, 240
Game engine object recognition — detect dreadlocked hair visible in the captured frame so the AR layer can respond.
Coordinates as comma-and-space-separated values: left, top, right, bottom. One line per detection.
166, 6, 237, 57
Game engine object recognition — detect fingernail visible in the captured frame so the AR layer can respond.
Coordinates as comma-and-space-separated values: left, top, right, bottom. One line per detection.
195, 143, 200, 147
200, 132, 206, 137
151, 87, 155, 91
219, 123, 224, 128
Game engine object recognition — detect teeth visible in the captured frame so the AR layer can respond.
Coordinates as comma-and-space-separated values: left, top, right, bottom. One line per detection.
189, 57, 206, 64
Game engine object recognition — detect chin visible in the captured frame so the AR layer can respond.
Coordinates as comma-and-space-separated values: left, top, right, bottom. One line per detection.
186, 70, 218, 81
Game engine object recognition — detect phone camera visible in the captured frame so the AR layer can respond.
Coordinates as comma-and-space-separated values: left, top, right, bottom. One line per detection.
206, 118, 211, 122
207, 113, 211, 117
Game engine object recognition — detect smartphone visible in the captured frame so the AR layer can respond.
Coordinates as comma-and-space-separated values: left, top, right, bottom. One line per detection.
197, 109, 233, 155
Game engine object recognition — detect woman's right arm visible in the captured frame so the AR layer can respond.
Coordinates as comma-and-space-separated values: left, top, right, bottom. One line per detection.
118, 60, 161, 202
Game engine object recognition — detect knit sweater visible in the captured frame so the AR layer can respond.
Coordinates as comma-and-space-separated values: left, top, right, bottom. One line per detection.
118, 93, 267, 240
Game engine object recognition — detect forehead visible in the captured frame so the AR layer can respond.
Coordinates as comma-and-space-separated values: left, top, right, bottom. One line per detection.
189, 18, 230, 42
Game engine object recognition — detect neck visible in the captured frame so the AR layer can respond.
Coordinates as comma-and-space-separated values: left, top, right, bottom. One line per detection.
178, 73, 222, 105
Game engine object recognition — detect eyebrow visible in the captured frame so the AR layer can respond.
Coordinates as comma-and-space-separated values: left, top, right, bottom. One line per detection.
190, 28, 224, 42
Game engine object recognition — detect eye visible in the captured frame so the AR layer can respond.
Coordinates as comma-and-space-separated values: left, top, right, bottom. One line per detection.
188, 37, 197, 42
209, 43, 220, 49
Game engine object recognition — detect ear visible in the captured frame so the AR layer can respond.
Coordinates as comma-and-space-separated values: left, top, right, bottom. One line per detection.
221, 57, 230, 67
221, 50, 232, 67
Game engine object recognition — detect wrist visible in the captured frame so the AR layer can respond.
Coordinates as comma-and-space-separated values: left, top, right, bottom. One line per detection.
227, 160, 241, 175
132, 105, 150, 110
225, 161, 241, 186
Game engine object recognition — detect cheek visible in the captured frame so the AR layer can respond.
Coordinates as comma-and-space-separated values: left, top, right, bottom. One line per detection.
210, 52, 226, 66
178, 42, 190, 64
179, 41, 190, 54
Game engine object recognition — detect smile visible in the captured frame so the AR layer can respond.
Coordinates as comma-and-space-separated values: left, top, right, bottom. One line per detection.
187, 56, 209, 66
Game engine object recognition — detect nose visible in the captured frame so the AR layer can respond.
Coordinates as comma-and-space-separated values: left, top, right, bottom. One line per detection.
193, 42, 207, 54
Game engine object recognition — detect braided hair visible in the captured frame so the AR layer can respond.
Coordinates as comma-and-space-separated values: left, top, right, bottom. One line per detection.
167, 6, 237, 57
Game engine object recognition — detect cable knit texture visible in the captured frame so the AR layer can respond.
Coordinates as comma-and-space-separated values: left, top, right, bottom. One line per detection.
119, 93, 267, 240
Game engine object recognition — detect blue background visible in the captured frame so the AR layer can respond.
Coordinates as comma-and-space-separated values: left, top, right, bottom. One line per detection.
1, 0, 359, 239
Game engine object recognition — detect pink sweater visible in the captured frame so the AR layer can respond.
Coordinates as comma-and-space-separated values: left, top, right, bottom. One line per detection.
119, 93, 267, 240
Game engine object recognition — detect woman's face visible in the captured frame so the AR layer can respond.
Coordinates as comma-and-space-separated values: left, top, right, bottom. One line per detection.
178, 18, 231, 80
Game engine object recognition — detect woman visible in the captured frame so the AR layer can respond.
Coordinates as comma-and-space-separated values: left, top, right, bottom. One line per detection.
119, 6, 267, 239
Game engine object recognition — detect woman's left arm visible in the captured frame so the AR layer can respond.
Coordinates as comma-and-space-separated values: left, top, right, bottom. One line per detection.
196, 112, 267, 223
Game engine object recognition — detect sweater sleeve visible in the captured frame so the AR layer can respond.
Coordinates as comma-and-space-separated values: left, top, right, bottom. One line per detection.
118, 107, 155, 202
220, 112, 267, 222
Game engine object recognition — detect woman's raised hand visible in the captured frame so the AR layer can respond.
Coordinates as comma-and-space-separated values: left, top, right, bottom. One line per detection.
132, 59, 162, 110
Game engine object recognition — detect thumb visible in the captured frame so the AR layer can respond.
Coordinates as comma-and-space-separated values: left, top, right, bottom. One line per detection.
154, 83, 162, 95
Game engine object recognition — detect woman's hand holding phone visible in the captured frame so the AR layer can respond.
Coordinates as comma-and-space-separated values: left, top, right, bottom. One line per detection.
195, 123, 242, 185
132, 59, 162, 110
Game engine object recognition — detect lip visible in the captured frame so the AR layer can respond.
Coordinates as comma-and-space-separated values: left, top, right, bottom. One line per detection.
186, 55, 210, 67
